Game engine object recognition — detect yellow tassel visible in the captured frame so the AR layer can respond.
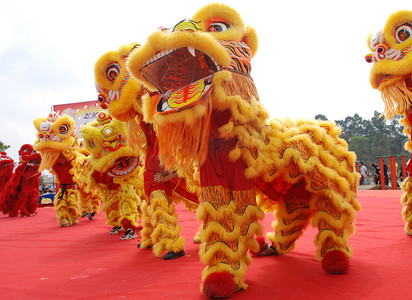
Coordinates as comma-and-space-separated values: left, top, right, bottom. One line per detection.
379, 76, 412, 119
38, 151, 60, 173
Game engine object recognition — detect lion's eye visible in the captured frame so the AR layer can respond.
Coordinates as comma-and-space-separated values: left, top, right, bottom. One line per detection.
106, 63, 121, 81
59, 124, 70, 135
89, 139, 96, 148
395, 23, 412, 43
207, 22, 230, 32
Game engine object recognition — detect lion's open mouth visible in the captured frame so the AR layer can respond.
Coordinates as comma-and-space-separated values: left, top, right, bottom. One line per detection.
142, 47, 220, 94
141, 47, 220, 113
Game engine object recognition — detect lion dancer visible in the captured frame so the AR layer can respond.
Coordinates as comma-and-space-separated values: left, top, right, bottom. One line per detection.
197, 109, 264, 296
16, 144, 42, 217
126, 5, 265, 296
402, 111, 412, 235
94, 43, 199, 257
365, 10, 412, 235
137, 119, 187, 259
0, 152, 14, 203
1, 145, 42, 217
81, 111, 143, 240
33, 112, 83, 227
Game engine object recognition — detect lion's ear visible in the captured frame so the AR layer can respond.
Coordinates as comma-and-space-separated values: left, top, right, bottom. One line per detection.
242, 26, 258, 57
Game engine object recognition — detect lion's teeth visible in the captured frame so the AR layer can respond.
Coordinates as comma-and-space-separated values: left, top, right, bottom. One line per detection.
188, 47, 196, 57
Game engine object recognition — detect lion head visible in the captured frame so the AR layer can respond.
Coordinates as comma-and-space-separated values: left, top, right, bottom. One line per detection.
0, 151, 14, 174
366, 10, 412, 119
94, 43, 148, 151
18, 144, 41, 166
127, 3, 263, 169
81, 111, 140, 177
33, 112, 78, 171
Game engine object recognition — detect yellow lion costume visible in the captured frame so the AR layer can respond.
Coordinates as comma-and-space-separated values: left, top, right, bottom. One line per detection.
365, 10, 412, 235
94, 43, 199, 257
81, 111, 143, 240
127, 3, 360, 297
33, 112, 101, 227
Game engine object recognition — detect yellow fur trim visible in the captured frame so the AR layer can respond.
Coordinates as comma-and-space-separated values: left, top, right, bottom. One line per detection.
149, 190, 185, 256
378, 77, 412, 119
128, 31, 231, 91
79, 189, 101, 215
192, 3, 246, 42
242, 26, 258, 57
142, 94, 154, 123
116, 180, 141, 229
54, 188, 80, 225
155, 100, 212, 170
37, 151, 60, 173
383, 10, 412, 51
101, 189, 121, 227
139, 201, 154, 248
197, 185, 263, 290
401, 177, 412, 235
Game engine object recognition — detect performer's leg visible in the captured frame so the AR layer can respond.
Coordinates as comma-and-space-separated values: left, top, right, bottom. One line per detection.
54, 193, 71, 227
312, 193, 356, 274
27, 191, 39, 215
118, 186, 141, 240
267, 183, 313, 255
149, 190, 185, 259
198, 186, 264, 297
102, 192, 121, 234
401, 176, 412, 235
138, 200, 154, 248
66, 189, 80, 225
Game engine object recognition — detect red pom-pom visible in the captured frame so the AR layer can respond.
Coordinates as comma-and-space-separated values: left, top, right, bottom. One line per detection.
203, 271, 235, 298
321, 250, 350, 274
249, 236, 266, 255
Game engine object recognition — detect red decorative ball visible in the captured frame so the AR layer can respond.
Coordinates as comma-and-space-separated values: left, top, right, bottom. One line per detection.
321, 250, 350, 274
203, 271, 235, 298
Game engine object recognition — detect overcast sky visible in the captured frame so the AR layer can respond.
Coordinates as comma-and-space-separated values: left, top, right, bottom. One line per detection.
1, 0, 410, 162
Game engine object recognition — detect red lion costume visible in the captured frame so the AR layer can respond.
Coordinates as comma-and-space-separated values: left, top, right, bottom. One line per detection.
0, 144, 42, 217
0, 151, 14, 196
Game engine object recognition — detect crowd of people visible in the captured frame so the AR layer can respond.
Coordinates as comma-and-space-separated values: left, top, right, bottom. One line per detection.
358, 159, 406, 188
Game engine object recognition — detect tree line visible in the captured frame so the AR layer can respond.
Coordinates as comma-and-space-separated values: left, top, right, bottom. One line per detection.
315, 111, 409, 168
1, 111, 409, 168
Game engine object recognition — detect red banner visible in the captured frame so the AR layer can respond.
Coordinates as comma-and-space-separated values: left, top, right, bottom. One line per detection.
52, 100, 102, 138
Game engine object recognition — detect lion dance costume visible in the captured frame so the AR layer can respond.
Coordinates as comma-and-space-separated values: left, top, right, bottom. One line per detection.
94, 43, 199, 257
0, 145, 41, 217
127, 3, 360, 298
0, 152, 14, 197
33, 112, 100, 227
365, 10, 412, 235
81, 111, 143, 240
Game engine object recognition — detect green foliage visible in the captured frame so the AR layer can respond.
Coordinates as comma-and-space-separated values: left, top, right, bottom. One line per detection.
331, 111, 408, 166
349, 136, 370, 163
0, 141, 10, 152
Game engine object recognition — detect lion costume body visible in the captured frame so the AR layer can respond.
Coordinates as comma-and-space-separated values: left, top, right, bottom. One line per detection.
365, 10, 412, 235
127, 3, 360, 298
0, 145, 41, 217
0, 152, 14, 197
81, 111, 143, 240
94, 43, 199, 257
33, 112, 101, 227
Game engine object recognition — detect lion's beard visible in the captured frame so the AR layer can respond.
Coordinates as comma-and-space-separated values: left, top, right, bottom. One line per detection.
379, 76, 412, 119
155, 101, 211, 171
38, 151, 60, 173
